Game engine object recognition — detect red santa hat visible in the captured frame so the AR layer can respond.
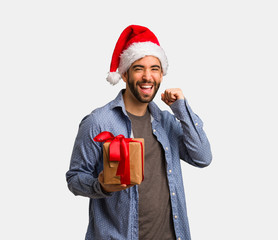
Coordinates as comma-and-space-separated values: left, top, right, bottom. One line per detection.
107, 25, 168, 85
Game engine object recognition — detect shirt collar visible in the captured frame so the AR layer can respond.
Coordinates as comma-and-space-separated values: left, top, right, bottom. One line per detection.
109, 89, 126, 112
110, 89, 161, 122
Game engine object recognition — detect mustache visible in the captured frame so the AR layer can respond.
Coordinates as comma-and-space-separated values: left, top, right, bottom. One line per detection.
136, 80, 157, 86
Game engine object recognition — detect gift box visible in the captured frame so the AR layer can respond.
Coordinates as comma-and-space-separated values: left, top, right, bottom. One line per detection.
103, 138, 144, 184
94, 131, 144, 185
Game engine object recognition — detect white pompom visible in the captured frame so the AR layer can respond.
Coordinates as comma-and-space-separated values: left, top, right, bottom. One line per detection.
106, 72, 121, 85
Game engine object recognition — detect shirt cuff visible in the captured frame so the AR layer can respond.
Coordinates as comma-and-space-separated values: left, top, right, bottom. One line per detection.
92, 180, 113, 198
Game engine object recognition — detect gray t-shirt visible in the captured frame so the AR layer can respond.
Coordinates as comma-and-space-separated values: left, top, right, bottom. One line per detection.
127, 109, 176, 240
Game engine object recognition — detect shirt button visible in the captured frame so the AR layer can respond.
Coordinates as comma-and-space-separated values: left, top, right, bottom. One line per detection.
172, 192, 175, 196
178, 238, 181, 240
165, 147, 168, 151
174, 215, 178, 219
195, 122, 198, 126
153, 129, 156, 133
169, 169, 172, 173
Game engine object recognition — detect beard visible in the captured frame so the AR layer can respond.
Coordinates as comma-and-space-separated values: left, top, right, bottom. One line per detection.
127, 77, 161, 103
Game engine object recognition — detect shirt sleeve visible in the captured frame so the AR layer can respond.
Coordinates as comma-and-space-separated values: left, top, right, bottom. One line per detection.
66, 114, 112, 198
170, 99, 212, 167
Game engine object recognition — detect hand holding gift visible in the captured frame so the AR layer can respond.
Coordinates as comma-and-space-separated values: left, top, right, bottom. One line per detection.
98, 170, 133, 193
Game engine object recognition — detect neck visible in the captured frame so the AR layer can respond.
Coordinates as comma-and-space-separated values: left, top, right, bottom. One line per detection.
123, 90, 148, 116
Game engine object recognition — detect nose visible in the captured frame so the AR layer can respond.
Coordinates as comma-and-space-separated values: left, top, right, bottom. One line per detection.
143, 69, 152, 81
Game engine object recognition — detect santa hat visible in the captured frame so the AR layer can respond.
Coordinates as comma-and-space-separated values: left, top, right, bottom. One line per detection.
106, 25, 168, 85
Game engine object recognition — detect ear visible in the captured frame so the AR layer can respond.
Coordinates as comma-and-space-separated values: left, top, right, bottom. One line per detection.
160, 71, 163, 82
122, 72, 128, 83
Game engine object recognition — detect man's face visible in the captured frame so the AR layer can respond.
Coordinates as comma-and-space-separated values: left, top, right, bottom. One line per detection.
123, 56, 163, 103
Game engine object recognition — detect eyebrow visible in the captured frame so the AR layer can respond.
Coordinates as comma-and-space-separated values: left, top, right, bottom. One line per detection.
132, 65, 161, 69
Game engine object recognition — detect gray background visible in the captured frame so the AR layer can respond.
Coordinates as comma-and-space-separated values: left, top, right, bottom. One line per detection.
1, 0, 277, 239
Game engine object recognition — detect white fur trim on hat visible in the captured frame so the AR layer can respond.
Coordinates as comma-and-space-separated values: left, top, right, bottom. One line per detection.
118, 41, 168, 76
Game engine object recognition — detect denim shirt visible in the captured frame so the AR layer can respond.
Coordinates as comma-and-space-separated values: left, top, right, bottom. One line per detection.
66, 90, 212, 240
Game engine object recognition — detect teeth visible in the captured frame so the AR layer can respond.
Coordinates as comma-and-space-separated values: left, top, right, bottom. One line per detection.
141, 86, 152, 89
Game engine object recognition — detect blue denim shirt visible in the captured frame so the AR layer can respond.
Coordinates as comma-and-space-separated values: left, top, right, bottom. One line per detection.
66, 90, 212, 240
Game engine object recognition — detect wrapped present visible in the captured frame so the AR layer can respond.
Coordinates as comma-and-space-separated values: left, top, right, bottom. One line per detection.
94, 131, 144, 185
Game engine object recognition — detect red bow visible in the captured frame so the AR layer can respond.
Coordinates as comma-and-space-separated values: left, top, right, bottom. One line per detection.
94, 131, 144, 185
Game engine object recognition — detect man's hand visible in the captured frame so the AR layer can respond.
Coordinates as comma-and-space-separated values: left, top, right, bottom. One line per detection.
98, 171, 134, 193
161, 88, 185, 106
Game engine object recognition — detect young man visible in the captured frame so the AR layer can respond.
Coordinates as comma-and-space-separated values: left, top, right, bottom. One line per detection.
66, 25, 212, 240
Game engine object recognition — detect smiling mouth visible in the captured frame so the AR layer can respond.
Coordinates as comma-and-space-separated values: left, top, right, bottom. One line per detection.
139, 84, 153, 94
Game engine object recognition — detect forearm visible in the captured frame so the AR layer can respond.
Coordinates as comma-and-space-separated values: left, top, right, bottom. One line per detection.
66, 170, 112, 199
170, 99, 212, 167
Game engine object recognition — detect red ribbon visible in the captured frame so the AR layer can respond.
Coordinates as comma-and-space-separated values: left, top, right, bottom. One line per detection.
93, 131, 144, 185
